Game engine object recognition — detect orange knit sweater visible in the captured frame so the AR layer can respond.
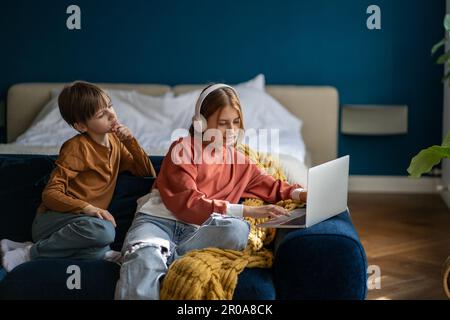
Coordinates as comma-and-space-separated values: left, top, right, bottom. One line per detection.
41, 133, 156, 213
154, 137, 302, 225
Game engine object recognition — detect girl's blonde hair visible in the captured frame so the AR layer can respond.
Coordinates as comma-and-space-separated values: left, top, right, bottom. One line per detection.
189, 84, 245, 136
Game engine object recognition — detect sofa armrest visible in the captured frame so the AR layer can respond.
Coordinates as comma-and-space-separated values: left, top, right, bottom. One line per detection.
273, 210, 367, 300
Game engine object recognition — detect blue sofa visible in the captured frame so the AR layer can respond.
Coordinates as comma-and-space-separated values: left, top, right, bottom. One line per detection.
0, 154, 367, 299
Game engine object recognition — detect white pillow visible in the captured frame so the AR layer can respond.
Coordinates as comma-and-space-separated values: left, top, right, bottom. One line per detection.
27, 96, 60, 130
16, 88, 174, 146
236, 86, 301, 130
112, 90, 199, 152
27, 88, 174, 128
235, 87, 305, 162
125, 73, 269, 134
14, 89, 148, 147
166, 73, 300, 132
234, 74, 265, 91
130, 78, 305, 161
278, 153, 308, 186
21, 75, 263, 140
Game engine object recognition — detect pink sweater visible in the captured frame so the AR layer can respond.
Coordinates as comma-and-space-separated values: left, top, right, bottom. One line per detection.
154, 137, 303, 225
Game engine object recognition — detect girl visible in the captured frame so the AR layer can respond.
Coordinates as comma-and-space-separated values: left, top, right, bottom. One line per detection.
115, 84, 307, 300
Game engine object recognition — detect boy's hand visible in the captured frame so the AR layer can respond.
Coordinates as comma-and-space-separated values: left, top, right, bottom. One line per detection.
111, 122, 133, 141
82, 204, 117, 227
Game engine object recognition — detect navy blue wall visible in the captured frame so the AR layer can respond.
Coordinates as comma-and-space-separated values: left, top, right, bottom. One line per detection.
0, 0, 445, 175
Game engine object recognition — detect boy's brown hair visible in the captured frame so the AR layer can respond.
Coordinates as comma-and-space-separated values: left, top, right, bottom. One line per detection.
58, 81, 111, 127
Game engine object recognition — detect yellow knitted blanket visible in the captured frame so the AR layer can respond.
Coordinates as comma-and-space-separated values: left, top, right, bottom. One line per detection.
160, 145, 304, 300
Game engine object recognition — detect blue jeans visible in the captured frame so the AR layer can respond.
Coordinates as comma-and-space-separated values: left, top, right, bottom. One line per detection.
114, 213, 250, 300
30, 211, 115, 260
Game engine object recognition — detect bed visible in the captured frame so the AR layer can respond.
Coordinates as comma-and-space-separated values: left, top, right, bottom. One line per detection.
0, 81, 339, 185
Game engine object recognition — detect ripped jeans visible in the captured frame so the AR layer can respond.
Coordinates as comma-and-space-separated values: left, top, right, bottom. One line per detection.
114, 212, 250, 300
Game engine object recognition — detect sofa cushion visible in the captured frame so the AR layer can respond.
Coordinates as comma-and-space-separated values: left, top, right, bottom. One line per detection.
0, 155, 54, 241
0, 259, 120, 299
108, 155, 163, 250
107, 173, 155, 251
234, 268, 275, 300
0, 267, 6, 283
0, 259, 273, 300
0, 154, 164, 250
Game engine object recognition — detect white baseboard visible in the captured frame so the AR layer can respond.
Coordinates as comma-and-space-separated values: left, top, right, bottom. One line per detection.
349, 175, 439, 193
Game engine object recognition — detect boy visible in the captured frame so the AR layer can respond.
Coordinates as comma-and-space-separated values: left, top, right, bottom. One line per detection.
1, 81, 156, 272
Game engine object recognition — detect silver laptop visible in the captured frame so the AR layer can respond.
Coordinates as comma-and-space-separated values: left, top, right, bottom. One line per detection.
257, 155, 349, 228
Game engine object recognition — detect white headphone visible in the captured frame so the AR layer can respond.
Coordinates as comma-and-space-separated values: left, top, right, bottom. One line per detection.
192, 83, 237, 133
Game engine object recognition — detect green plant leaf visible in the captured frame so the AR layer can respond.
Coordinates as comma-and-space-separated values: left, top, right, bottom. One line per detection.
444, 14, 450, 31
442, 131, 450, 147
437, 51, 450, 64
432, 38, 445, 54
407, 146, 450, 178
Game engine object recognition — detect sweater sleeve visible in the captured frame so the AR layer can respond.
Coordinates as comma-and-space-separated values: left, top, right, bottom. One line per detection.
119, 137, 156, 177
156, 156, 229, 225
242, 164, 303, 203
41, 142, 89, 213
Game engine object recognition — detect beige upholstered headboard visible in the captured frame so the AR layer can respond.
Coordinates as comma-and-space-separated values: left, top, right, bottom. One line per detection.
6, 83, 338, 166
